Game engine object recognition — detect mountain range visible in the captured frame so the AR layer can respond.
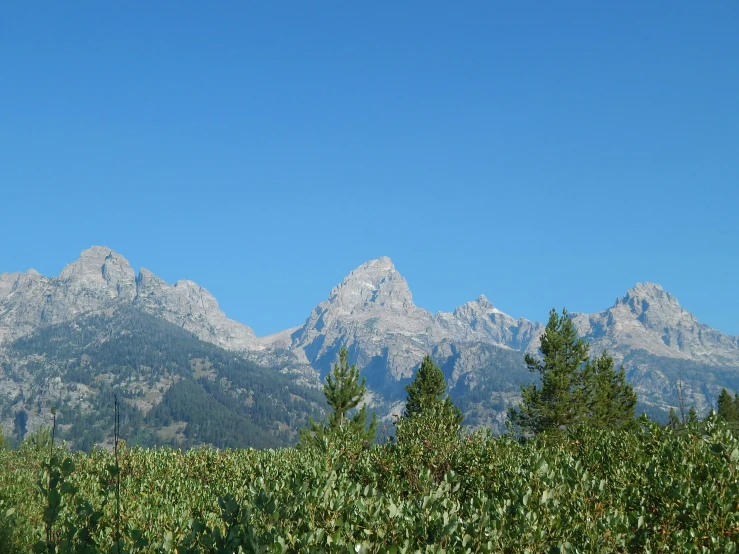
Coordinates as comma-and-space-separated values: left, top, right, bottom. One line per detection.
1, 246, 738, 448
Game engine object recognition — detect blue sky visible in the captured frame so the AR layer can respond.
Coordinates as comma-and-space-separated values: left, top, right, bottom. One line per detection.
1, 2, 737, 336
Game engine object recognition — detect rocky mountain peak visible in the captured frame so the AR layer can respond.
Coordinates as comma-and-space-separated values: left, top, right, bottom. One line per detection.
362, 256, 395, 271
613, 282, 686, 325
136, 267, 164, 288
439, 294, 542, 353
58, 246, 137, 302
572, 282, 739, 367
621, 282, 676, 306
325, 256, 413, 314
456, 294, 500, 315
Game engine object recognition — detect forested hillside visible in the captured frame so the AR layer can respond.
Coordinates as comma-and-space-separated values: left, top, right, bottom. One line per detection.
0, 306, 325, 450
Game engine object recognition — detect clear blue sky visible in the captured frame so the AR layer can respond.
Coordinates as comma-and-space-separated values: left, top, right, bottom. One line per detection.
1, 2, 737, 336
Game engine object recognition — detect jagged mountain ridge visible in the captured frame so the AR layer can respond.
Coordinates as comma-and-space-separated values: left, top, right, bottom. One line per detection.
266, 257, 545, 394
572, 282, 739, 366
2, 246, 739, 431
0, 246, 259, 351
258, 257, 739, 390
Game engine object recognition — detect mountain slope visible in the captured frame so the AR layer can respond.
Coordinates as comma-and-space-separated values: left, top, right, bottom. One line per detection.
260, 260, 739, 425
0, 306, 324, 450
3, 247, 739, 437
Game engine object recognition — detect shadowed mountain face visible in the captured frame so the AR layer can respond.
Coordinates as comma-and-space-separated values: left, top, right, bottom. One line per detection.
2, 247, 738, 441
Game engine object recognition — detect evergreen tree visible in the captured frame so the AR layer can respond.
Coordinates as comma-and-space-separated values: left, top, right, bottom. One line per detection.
302, 347, 377, 446
509, 309, 590, 434
395, 356, 462, 478
717, 388, 739, 422
686, 406, 699, 425
667, 407, 681, 429
509, 308, 637, 434
581, 350, 637, 430
403, 356, 462, 426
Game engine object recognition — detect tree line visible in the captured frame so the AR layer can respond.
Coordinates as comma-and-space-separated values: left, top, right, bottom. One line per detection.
305, 306, 736, 446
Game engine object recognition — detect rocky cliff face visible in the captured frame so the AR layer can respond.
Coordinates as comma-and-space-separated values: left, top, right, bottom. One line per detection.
264, 257, 545, 392
283, 257, 440, 385
0, 246, 257, 351
436, 295, 543, 354
0, 269, 54, 343
572, 282, 739, 366
133, 268, 257, 351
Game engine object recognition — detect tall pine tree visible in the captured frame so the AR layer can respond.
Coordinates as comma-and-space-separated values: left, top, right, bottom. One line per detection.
403, 356, 462, 425
667, 407, 681, 429
509, 308, 636, 434
302, 346, 377, 446
395, 356, 462, 478
687, 406, 699, 425
581, 350, 637, 430
717, 388, 739, 422
509, 309, 589, 434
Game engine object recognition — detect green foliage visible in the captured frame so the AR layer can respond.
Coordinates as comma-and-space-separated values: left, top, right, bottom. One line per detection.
403, 355, 463, 427
3, 419, 739, 552
687, 405, 699, 425
389, 356, 464, 487
302, 347, 377, 448
580, 350, 637, 430
718, 388, 739, 422
667, 407, 681, 429
509, 308, 637, 434
393, 402, 464, 487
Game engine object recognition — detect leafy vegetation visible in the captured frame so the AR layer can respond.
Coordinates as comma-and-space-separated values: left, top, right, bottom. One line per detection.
2, 342, 738, 552
1, 416, 738, 552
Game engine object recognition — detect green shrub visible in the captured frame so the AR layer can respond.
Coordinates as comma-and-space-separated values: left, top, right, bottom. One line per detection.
0, 420, 737, 552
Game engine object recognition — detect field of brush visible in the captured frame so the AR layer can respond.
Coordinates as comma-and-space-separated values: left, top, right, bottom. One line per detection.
1, 420, 738, 553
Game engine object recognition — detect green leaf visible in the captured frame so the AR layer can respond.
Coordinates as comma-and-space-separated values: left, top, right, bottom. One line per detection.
61, 458, 76, 475
162, 530, 174, 551
60, 482, 77, 495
